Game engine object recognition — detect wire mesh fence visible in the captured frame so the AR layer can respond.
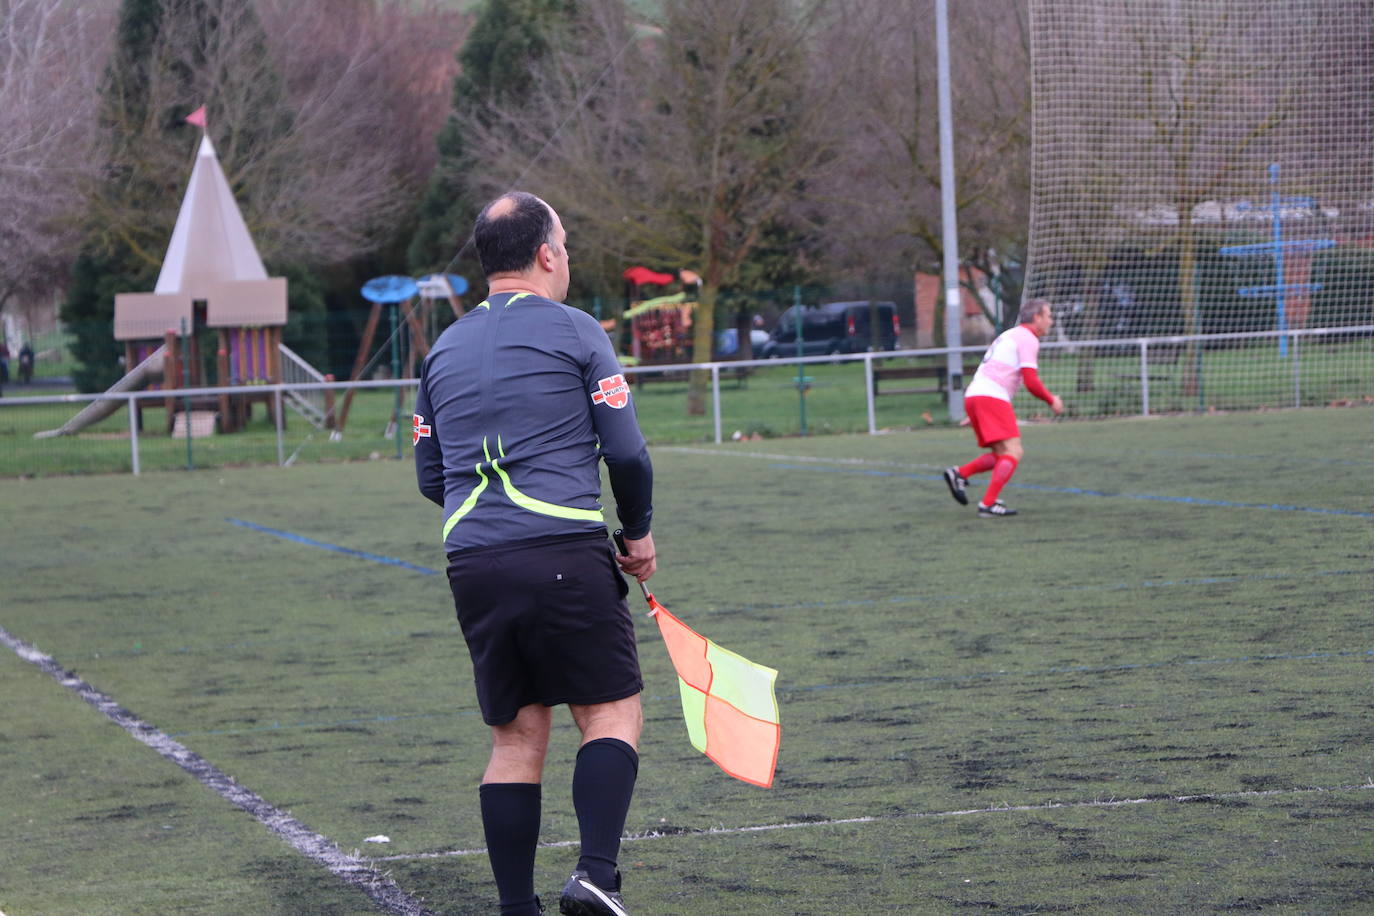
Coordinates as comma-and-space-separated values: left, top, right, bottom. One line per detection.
2, 326, 1369, 478
1026, 0, 1374, 365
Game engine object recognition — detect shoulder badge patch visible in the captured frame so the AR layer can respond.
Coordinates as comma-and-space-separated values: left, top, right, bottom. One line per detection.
412, 413, 432, 446
591, 373, 630, 409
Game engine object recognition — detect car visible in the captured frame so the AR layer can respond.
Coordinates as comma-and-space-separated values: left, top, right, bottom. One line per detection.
715, 327, 772, 357
760, 301, 900, 358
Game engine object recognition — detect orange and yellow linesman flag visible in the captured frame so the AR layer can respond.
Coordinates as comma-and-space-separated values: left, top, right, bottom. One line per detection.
647, 593, 781, 788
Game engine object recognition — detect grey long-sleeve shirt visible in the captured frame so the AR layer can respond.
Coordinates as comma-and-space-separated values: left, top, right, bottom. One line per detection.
414, 291, 653, 554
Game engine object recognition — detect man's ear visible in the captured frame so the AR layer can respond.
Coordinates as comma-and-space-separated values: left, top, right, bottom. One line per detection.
536, 243, 554, 272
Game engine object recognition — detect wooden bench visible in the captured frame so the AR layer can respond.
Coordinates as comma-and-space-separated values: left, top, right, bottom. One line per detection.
873, 362, 980, 399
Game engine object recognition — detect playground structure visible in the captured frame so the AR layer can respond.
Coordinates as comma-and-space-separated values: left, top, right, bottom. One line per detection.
113, 121, 290, 435
40, 111, 321, 440
41, 122, 706, 441
33, 344, 167, 439
111, 279, 289, 435
330, 272, 467, 437
621, 266, 701, 364
1218, 164, 1336, 358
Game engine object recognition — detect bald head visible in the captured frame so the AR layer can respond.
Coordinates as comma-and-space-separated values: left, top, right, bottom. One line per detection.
473, 191, 571, 302
474, 192, 559, 277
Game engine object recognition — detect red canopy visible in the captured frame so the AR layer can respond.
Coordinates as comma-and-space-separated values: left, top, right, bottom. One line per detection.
623, 266, 676, 287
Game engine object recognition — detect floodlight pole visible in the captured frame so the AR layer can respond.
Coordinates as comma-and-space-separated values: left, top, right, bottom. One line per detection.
936, 0, 965, 421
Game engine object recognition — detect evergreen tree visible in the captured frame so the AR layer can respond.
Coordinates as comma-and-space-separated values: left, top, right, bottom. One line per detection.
61, 0, 167, 392
407, 0, 575, 276
62, 0, 296, 391
273, 262, 330, 372
63, 251, 157, 392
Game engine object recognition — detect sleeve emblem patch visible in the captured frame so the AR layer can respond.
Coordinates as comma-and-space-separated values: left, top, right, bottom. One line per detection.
412, 413, 432, 446
591, 374, 630, 409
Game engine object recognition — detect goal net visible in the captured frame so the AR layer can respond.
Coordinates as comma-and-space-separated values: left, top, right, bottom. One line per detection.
1023, 0, 1374, 416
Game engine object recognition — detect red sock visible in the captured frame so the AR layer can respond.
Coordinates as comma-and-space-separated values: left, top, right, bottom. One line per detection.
958, 453, 997, 479
981, 455, 1019, 506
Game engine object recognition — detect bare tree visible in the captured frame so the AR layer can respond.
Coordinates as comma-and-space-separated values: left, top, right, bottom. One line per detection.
1134, 1, 1294, 394
0, 0, 115, 316
257, 0, 467, 197
812, 0, 1033, 334
466, 0, 853, 414
86, 0, 464, 271
1033, 1, 1299, 395
1025, 0, 1138, 391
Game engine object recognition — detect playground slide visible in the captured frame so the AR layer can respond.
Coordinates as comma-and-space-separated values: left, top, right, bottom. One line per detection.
34, 345, 167, 439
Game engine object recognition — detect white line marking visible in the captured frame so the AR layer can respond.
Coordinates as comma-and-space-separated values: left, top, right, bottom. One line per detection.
373, 781, 1374, 862
0, 625, 436, 916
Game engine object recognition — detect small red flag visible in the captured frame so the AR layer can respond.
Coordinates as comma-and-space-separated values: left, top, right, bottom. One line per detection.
185, 105, 207, 128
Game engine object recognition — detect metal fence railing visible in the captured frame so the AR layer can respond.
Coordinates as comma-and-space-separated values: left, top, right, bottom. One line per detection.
4, 379, 414, 477
278, 343, 330, 429
2, 325, 1370, 477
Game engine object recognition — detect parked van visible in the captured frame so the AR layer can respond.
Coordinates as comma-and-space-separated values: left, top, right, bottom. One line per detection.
760, 301, 900, 358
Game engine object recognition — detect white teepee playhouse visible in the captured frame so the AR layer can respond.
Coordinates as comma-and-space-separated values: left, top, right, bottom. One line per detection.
112, 123, 294, 433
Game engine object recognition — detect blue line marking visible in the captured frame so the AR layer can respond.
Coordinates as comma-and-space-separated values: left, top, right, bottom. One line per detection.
767, 464, 1374, 518
227, 518, 440, 575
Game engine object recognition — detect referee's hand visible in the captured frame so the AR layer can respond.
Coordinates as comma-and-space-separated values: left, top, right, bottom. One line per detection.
616, 531, 657, 583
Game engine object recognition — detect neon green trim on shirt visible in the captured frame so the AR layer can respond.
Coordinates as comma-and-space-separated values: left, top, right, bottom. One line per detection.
490, 436, 603, 523
441, 435, 602, 540
442, 461, 490, 540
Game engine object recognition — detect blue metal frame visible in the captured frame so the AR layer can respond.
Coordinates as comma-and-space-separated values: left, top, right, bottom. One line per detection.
1218, 164, 1334, 357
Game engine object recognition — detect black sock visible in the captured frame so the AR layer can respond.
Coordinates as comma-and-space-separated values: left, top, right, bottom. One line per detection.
572, 737, 639, 889
479, 782, 542, 915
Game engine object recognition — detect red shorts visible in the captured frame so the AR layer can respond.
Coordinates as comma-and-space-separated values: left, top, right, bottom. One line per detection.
965, 396, 1019, 448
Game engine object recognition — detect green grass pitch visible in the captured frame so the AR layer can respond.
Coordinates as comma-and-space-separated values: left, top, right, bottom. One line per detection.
1, 407, 1371, 914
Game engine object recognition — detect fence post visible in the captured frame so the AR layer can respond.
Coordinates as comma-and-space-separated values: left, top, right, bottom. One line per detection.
1139, 339, 1150, 417
1194, 344, 1205, 412
323, 375, 336, 430
181, 317, 193, 470
274, 386, 285, 466
865, 353, 877, 434
1292, 333, 1302, 407
711, 365, 722, 444
391, 307, 404, 460
793, 286, 808, 435
128, 394, 141, 476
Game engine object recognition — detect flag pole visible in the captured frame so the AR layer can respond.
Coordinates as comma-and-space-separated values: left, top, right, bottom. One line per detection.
612, 529, 653, 606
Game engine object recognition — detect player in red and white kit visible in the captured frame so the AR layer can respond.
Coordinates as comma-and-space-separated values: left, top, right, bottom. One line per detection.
943, 299, 1063, 517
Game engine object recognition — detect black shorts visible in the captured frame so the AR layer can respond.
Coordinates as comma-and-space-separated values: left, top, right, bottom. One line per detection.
445, 532, 641, 726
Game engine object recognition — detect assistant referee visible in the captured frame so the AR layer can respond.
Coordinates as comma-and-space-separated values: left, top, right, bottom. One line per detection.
415, 191, 654, 916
